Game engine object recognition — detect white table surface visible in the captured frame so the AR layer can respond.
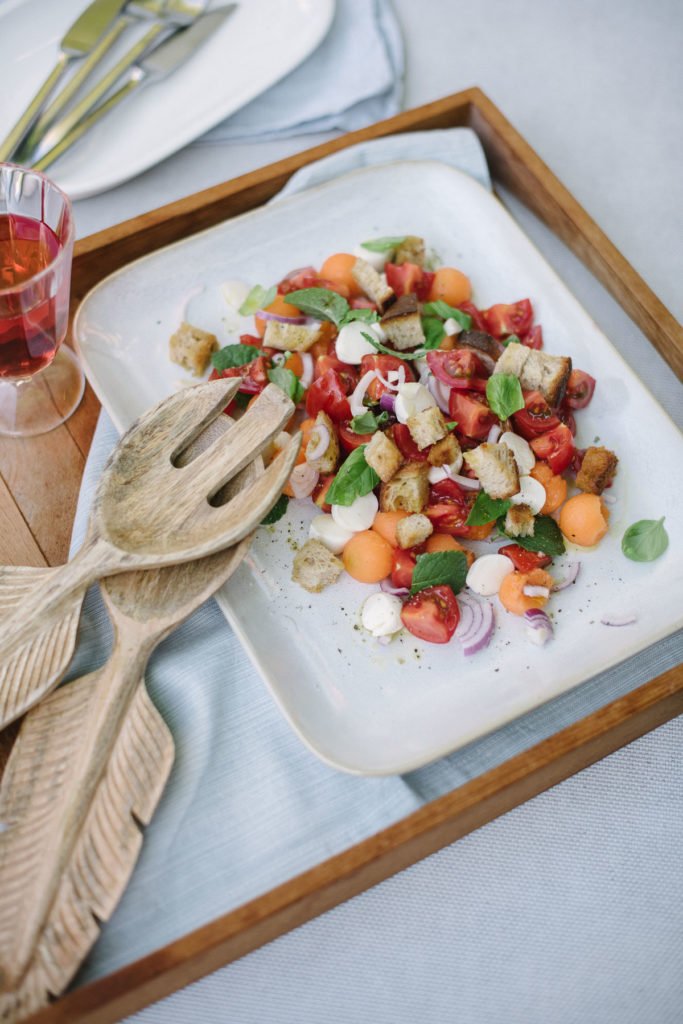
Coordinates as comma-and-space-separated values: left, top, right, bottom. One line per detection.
70, 1, 683, 1021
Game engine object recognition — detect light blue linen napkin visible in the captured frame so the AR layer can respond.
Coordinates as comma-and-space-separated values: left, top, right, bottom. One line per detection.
197, 0, 404, 145
70, 128, 682, 986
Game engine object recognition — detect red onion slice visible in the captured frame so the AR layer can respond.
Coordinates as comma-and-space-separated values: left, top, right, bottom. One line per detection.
455, 592, 495, 655
288, 463, 319, 499
306, 423, 330, 463
350, 370, 379, 416
551, 561, 580, 591
487, 424, 502, 443
427, 376, 451, 414
379, 392, 396, 414
281, 265, 318, 282
380, 578, 408, 597
524, 608, 553, 645
600, 613, 637, 627
451, 473, 480, 491
256, 309, 317, 326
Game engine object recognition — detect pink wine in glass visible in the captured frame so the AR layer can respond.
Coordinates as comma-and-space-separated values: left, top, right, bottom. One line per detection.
0, 212, 66, 378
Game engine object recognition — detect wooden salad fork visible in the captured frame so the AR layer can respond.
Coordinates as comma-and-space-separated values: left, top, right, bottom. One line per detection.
0, 377, 300, 730
0, 416, 260, 1014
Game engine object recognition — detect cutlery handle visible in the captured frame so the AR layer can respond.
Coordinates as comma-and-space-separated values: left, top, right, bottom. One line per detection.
33, 22, 165, 164
0, 55, 69, 162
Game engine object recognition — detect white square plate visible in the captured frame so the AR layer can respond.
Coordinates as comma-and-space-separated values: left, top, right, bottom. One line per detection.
73, 161, 683, 774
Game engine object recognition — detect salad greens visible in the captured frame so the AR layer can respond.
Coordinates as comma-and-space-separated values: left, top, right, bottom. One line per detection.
410, 551, 468, 596
622, 518, 668, 562
325, 447, 380, 507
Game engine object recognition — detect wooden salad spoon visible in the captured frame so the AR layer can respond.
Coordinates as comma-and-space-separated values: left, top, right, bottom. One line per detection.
0, 416, 262, 1012
0, 377, 300, 729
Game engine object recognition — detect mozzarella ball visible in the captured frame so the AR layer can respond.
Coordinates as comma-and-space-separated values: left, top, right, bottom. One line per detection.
331, 490, 379, 532
221, 279, 251, 309
361, 592, 404, 637
335, 321, 379, 365
500, 431, 536, 475
509, 475, 546, 514
466, 554, 515, 596
443, 317, 462, 336
309, 514, 355, 554
394, 382, 436, 424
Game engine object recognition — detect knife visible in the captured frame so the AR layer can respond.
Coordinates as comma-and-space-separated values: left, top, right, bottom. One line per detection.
0, 0, 129, 162
33, 6, 237, 173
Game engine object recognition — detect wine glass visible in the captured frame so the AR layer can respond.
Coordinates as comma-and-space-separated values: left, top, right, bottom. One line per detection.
0, 163, 83, 436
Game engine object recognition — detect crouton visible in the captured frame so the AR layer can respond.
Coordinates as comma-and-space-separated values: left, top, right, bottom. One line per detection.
364, 429, 403, 483
352, 257, 394, 311
576, 446, 618, 495
380, 294, 426, 351
427, 434, 462, 468
306, 411, 340, 474
169, 321, 218, 376
458, 329, 502, 364
394, 235, 425, 267
263, 320, 323, 352
396, 513, 433, 549
494, 341, 531, 379
504, 504, 535, 538
292, 540, 344, 593
520, 349, 572, 407
407, 406, 448, 450
463, 443, 519, 500
380, 461, 430, 513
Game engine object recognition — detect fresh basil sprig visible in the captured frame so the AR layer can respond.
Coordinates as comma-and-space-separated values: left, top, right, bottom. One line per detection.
211, 343, 261, 371
325, 446, 380, 507
267, 367, 305, 405
362, 331, 425, 361
467, 492, 511, 526
261, 494, 289, 525
361, 235, 406, 253
341, 307, 379, 326
239, 284, 276, 316
486, 373, 525, 420
622, 517, 669, 562
286, 286, 379, 329
349, 409, 389, 435
421, 316, 446, 350
497, 514, 565, 556
422, 301, 472, 330
502, 334, 521, 347
410, 550, 468, 596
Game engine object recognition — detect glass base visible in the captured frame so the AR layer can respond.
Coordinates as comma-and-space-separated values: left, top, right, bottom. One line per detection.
0, 347, 85, 437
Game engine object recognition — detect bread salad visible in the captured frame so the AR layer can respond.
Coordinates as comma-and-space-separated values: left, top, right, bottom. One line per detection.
169, 236, 668, 651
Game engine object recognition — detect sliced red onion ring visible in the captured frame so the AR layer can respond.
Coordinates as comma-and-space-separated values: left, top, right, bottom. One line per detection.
523, 585, 550, 598
451, 473, 480, 491
524, 608, 553, 645
487, 424, 502, 443
256, 309, 316, 326
379, 392, 396, 414
551, 561, 580, 591
288, 463, 319, 499
299, 352, 314, 388
427, 376, 451, 414
281, 265, 317, 282
380, 578, 408, 597
350, 370, 379, 415
455, 592, 495, 655
600, 613, 637, 627
375, 367, 402, 392
306, 423, 330, 463
376, 634, 392, 646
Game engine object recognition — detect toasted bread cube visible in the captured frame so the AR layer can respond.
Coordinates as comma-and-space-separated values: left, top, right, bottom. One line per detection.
380, 294, 426, 351
292, 540, 344, 593
576, 446, 618, 495
520, 350, 572, 407
364, 429, 403, 483
305, 411, 340, 474
504, 504, 535, 538
380, 461, 430, 513
396, 513, 433, 549
352, 257, 394, 311
394, 235, 425, 267
458, 330, 502, 363
169, 321, 218, 377
407, 406, 448, 450
463, 443, 519, 500
427, 434, 462, 468
494, 341, 531, 378
263, 319, 323, 352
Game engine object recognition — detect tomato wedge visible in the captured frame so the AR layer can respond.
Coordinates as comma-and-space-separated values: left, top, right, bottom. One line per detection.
385, 262, 434, 300
360, 353, 415, 400
305, 368, 351, 422
512, 390, 561, 441
315, 353, 358, 394
565, 369, 596, 409
482, 299, 533, 339
312, 474, 334, 511
400, 584, 460, 644
426, 348, 490, 387
277, 267, 318, 294
448, 391, 497, 440
391, 548, 417, 590
520, 325, 543, 350
530, 423, 574, 475
457, 301, 487, 332
338, 420, 369, 453
499, 544, 552, 572
391, 423, 429, 461
210, 354, 270, 395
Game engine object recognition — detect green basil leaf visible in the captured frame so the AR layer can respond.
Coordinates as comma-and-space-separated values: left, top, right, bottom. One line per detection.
238, 284, 276, 316
467, 492, 511, 526
349, 409, 389, 434
446, 420, 457, 431
211, 343, 262, 371
422, 301, 472, 330
485, 373, 525, 420
286, 287, 350, 327
502, 334, 521, 347
421, 316, 446, 350
267, 367, 305, 405
410, 550, 468, 596
362, 332, 425, 360
340, 307, 380, 326
497, 514, 565, 556
325, 446, 380, 507
621, 517, 669, 562
261, 494, 289, 526
360, 235, 406, 253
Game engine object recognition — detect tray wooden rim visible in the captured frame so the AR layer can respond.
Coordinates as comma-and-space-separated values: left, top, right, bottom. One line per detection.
23, 87, 683, 1024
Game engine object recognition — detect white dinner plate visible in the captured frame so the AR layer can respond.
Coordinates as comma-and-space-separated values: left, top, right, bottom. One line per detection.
0, 0, 335, 198
73, 161, 683, 775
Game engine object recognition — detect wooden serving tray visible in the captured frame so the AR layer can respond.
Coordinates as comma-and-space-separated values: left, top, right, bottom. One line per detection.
1, 87, 681, 1024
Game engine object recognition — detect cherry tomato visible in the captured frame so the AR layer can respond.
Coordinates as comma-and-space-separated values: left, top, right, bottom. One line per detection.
482, 299, 533, 339
211, 354, 270, 395
520, 325, 543, 350
565, 369, 596, 409
277, 267, 319, 294
239, 333, 263, 347
305, 368, 351, 422
425, 479, 473, 538
448, 391, 497, 440
338, 420, 370, 453
385, 262, 433, 300
315, 354, 358, 394
400, 584, 460, 644
426, 348, 490, 388
391, 548, 417, 590
499, 544, 553, 572
457, 301, 487, 332
512, 390, 561, 441
530, 423, 574, 475
391, 423, 429, 462
360, 353, 415, 400
558, 402, 577, 436
313, 475, 334, 512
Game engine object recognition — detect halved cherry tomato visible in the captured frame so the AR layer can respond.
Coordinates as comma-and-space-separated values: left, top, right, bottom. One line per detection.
390, 423, 429, 462
360, 353, 415, 400
448, 391, 496, 440
558, 402, 577, 437
530, 423, 574, 475
338, 420, 369, 453
482, 299, 533, 339
400, 584, 460, 644
277, 267, 318, 294
565, 369, 596, 409
520, 325, 543, 350
425, 479, 472, 538
499, 544, 552, 572
385, 262, 433, 300
211, 354, 270, 395
457, 301, 487, 332
239, 333, 263, 347
315, 354, 358, 394
512, 390, 561, 441
305, 368, 351, 422
426, 348, 490, 387
313, 474, 334, 512
391, 548, 417, 590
